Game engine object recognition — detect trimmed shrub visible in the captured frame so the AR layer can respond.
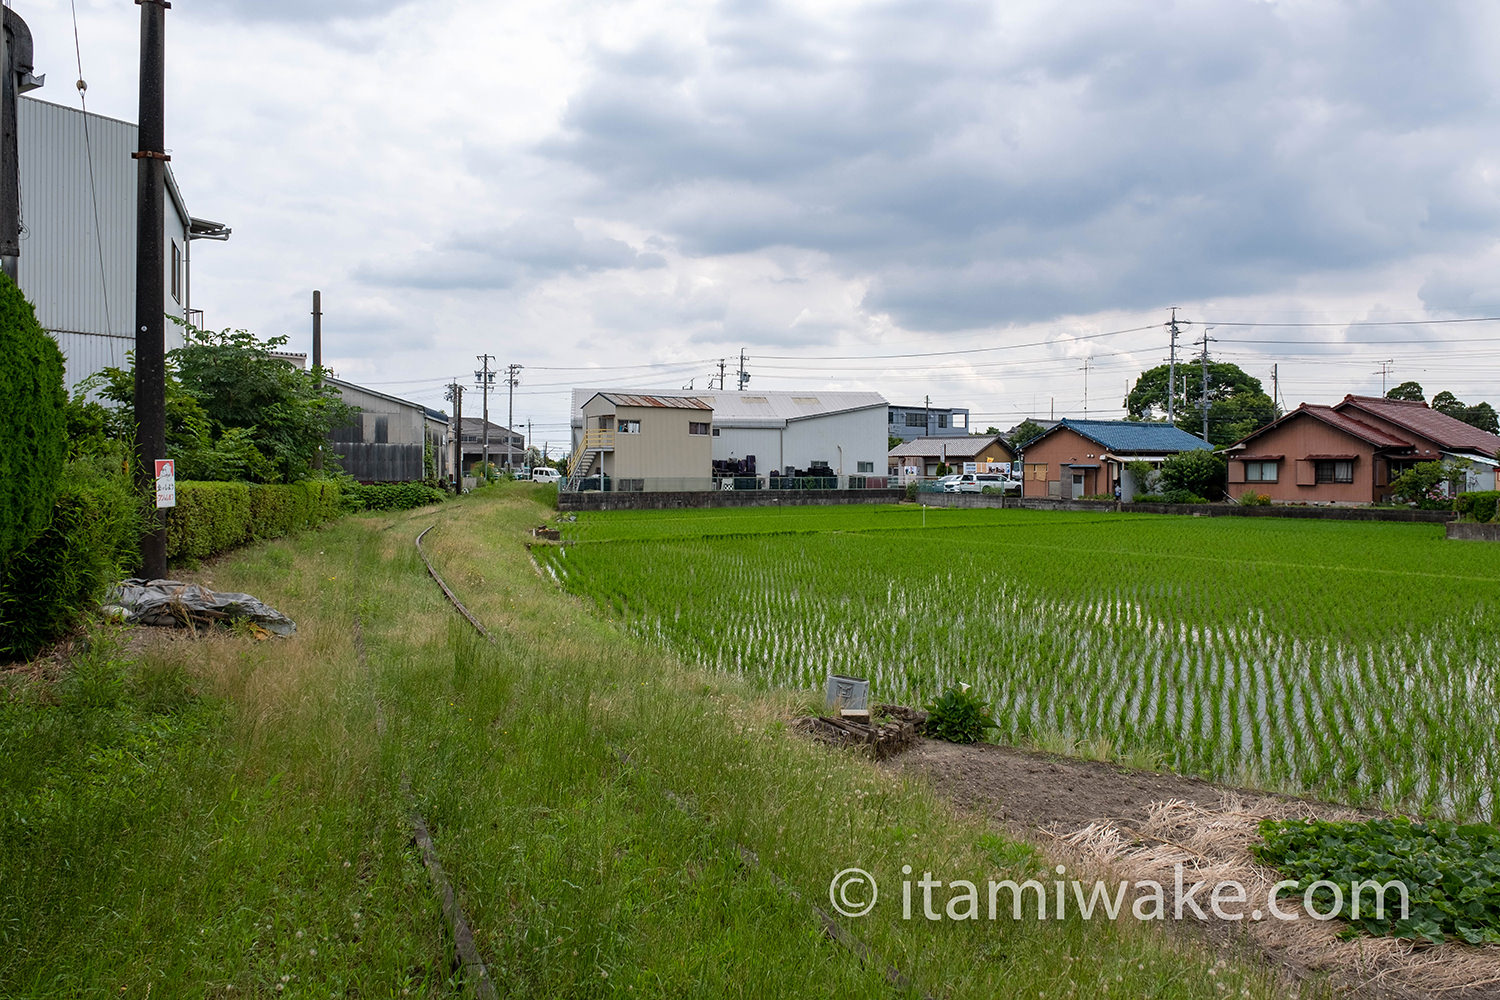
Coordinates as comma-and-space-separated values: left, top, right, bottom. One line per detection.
0, 458, 143, 660
1456, 490, 1500, 524
0, 272, 67, 564
342, 482, 446, 512
165, 480, 345, 560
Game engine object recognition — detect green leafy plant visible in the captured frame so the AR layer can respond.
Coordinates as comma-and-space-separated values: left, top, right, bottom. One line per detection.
0, 271, 67, 566
1159, 449, 1226, 500
342, 482, 446, 512
1456, 490, 1500, 524
924, 684, 997, 744
1254, 817, 1500, 944
1239, 491, 1271, 506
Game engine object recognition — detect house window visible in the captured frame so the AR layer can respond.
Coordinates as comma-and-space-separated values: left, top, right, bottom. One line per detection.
857, 461, 874, 473
689, 422, 710, 435
1314, 460, 1354, 483
1244, 461, 1278, 482
937, 414, 948, 428
712, 427, 720, 437
1026, 463, 1047, 481
171, 240, 182, 303
952, 413, 967, 429
905, 413, 926, 427
619, 420, 641, 434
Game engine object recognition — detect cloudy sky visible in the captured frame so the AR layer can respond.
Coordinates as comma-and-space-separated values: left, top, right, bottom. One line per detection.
16, 0, 1500, 447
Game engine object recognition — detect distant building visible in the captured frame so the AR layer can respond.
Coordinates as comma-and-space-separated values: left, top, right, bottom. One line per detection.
17, 96, 229, 394
573, 392, 713, 489
1224, 395, 1500, 504
888, 434, 1015, 480
1021, 419, 1212, 500
888, 403, 970, 441
326, 377, 448, 482
457, 416, 525, 475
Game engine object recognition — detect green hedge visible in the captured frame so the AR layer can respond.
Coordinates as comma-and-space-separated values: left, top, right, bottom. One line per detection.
0, 272, 67, 564
342, 482, 446, 512
1456, 490, 1500, 524
165, 480, 344, 560
0, 459, 143, 660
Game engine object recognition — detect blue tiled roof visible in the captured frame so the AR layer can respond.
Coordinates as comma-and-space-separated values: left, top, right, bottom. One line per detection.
1050, 419, 1212, 453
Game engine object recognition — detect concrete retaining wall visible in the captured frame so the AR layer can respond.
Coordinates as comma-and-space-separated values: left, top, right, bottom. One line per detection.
1446, 522, 1500, 541
919, 493, 1456, 523
558, 488, 906, 512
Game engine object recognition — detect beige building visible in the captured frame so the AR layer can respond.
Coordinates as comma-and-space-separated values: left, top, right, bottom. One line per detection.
571, 393, 714, 490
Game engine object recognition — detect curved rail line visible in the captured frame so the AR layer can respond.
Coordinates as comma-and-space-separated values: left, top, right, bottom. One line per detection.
417, 521, 931, 999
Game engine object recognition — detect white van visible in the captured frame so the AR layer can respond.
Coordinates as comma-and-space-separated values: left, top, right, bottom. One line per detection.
531, 468, 562, 484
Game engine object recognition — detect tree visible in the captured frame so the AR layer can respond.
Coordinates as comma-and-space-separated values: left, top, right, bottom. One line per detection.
1463, 401, 1499, 434
983, 426, 1001, 436
1431, 390, 1464, 417
888, 434, 903, 451
1124, 361, 1275, 446
1158, 449, 1227, 500
1007, 419, 1047, 448
1386, 381, 1424, 402
0, 272, 67, 565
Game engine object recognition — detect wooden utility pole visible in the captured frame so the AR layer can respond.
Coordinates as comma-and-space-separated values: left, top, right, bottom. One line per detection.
134, 0, 169, 578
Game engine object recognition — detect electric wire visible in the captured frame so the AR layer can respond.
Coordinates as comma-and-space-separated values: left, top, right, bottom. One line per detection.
69, 0, 113, 338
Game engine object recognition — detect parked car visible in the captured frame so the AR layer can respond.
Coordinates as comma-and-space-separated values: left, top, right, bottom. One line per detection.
510, 468, 532, 481
531, 468, 562, 484
946, 472, 1020, 494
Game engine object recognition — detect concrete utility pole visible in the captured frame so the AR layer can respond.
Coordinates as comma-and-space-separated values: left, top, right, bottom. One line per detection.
1196, 327, 1216, 443
134, 0, 170, 579
1376, 359, 1394, 395
924, 394, 931, 438
2, 8, 43, 283
1081, 357, 1092, 417
311, 290, 323, 471
1166, 307, 1181, 425
1272, 364, 1280, 416
445, 381, 464, 483
505, 363, 522, 469
475, 355, 494, 478
716, 358, 727, 391
737, 349, 750, 390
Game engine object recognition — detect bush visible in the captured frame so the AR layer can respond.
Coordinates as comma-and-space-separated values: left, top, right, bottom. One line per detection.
904, 480, 920, 502
0, 458, 144, 660
1158, 449, 1226, 500
1132, 490, 1207, 505
0, 272, 67, 565
165, 480, 345, 560
1456, 490, 1500, 524
923, 685, 997, 744
342, 482, 446, 512
1238, 491, 1271, 506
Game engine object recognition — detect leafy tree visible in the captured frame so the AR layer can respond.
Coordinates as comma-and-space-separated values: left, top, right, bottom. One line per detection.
888, 434, 903, 450
1386, 381, 1425, 402
1124, 361, 1275, 446
983, 425, 1001, 435
1158, 449, 1226, 500
1462, 402, 1498, 434
1431, 391, 1464, 417
1388, 460, 1465, 509
1007, 418, 1047, 448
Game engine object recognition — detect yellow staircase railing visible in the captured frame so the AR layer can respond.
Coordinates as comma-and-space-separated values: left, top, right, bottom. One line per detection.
566, 429, 616, 484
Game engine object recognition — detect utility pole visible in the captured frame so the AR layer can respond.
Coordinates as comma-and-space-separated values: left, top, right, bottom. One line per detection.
134, 0, 169, 579
925, 394, 931, 438
526, 419, 532, 468
1196, 327, 1216, 443
1081, 357, 1092, 417
2, 8, 43, 283
311, 290, 323, 471
1272, 364, 1281, 416
716, 358, 727, 391
505, 363, 522, 469
1376, 359, 1394, 395
1166, 307, 1181, 425
475, 355, 494, 478
445, 381, 464, 482
736, 349, 750, 391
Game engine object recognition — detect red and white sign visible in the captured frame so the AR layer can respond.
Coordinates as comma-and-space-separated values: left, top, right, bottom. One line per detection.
154, 459, 176, 509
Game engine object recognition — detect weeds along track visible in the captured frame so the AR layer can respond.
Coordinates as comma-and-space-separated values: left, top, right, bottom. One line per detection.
415, 522, 934, 1000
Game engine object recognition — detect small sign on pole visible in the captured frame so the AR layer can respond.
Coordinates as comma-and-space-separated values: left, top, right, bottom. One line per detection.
154, 459, 176, 508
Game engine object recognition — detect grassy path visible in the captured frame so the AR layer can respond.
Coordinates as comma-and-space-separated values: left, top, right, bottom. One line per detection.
0, 487, 1313, 998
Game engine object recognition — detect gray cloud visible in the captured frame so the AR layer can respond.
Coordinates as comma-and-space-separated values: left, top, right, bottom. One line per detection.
534, 0, 1500, 330
195, 0, 414, 24
356, 215, 666, 291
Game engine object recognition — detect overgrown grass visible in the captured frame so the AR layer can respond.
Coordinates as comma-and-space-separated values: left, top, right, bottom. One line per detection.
0, 492, 1315, 997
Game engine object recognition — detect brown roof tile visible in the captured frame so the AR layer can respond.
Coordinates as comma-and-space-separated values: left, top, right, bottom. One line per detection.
1336, 395, 1500, 455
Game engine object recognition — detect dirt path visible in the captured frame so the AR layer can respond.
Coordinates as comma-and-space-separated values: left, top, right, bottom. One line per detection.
883, 738, 1500, 1000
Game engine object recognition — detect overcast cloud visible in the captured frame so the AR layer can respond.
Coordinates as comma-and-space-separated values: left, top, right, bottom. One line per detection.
17, 0, 1500, 441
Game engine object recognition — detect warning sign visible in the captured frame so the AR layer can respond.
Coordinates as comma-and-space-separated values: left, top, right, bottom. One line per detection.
154, 459, 176, 509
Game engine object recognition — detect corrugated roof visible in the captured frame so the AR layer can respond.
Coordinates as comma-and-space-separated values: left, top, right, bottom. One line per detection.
595, 392, 711, 410
1037, 419, 1213, 454
697, 390, 886, 423
1337, 395, 1500, 455
888, 434, 1011, 459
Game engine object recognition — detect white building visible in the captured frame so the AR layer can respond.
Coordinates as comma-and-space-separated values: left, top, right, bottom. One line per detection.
16, 96, 228, 394
570, 388, 889, 481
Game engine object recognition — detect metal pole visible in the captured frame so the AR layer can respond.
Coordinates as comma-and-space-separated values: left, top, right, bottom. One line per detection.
134, 0, 169, 578
505, 363, 522, 469
1167, 307, 1179, 425
312, 290, 323, 471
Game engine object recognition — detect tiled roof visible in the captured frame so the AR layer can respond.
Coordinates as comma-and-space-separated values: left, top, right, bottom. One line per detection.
1039, 419, 1213, 454
1230, 404, 1412, 450
1337, 395, 1500, 455
888, 434, 1010, 459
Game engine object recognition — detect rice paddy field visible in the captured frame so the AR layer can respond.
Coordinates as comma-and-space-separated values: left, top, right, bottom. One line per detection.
536, 505, 1500, 822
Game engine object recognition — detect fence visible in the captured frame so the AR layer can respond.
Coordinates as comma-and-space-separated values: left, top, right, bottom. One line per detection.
563, 474, 893, 493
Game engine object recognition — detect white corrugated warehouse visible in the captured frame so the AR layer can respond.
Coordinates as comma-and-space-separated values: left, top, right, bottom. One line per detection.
571, 388, 888, 479
16, 96, 228, 394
